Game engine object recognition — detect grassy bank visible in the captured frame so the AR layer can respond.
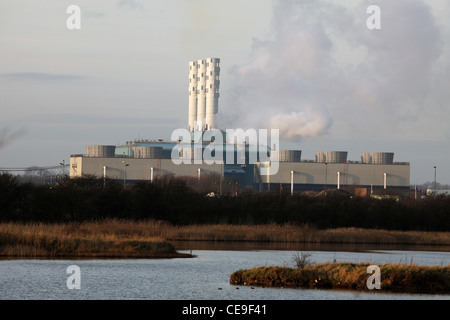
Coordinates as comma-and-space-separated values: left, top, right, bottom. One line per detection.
44, 218, 450, 246
0, 220, 192, 259
2, 219, 450, 258
159, 223, 450, 246
230, 263, 450, 294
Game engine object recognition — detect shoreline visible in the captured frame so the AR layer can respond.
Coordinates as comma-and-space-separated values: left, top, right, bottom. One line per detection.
0, 220, 195, 259
169, 239, 450, 252
230, 263, 450, 294
0, 252, 195, 260
1, 219, 450, 258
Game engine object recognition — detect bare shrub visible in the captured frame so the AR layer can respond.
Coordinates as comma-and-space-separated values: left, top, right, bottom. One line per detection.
292, 251, 314, 269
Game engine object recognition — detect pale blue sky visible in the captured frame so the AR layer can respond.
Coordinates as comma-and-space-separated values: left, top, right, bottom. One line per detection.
1, 0, 449, 185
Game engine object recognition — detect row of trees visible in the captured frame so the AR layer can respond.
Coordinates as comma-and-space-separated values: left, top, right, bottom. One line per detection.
1, 173, 449, 231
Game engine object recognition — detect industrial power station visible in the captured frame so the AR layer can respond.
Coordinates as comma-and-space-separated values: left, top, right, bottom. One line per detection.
70, 58, 410, 196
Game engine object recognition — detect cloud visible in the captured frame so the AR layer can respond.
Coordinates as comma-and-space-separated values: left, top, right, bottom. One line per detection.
223, 0, 342, 141
223, 0, 445, 142
0, 127, 27, 149
270, 107, 332, 141
117, 0, 144, 11
84, 10, 105, 19
351, 0, 443, 121
2, 72, 85, 82
23, 113, 179, 129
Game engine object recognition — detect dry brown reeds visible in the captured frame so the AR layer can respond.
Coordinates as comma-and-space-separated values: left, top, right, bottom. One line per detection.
2, 219, 450, 258
163, 224, 450, 245
0, 220, 190, 258
230, 263, 450, 294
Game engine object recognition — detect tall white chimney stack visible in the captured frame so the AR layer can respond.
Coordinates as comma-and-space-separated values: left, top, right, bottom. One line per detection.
188, 58, 220, 132
188, 61, 198, 132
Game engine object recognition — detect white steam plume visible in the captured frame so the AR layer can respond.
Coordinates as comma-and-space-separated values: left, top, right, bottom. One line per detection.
269, 107, 331, 140
223, 0, 444, 142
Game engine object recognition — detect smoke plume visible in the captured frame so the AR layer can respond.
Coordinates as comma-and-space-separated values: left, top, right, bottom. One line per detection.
0, 127, 26, 149
223, 0, 443, 142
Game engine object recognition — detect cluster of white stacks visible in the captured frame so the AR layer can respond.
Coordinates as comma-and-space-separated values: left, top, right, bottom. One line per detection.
188, 58, 220, 132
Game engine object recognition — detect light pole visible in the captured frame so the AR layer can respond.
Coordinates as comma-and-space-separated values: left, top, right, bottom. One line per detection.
59, 160, 65, 176
324, 162, 328, 196
290, 170, 294, 196
434, 166, 437, 194
219, 162, 223, 196
337, 171, 340, 190
122, 161, 129, 188
103, 166, 106, 187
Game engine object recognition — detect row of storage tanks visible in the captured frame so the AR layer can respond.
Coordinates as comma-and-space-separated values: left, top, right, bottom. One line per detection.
85, 145, 163, 159
85, 145, 394, 164
314, 151, 393, 164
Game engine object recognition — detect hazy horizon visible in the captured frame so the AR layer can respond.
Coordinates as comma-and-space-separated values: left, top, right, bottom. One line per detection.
1, 0, 450, 185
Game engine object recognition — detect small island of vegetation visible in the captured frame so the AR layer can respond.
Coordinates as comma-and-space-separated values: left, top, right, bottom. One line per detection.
0, 220, 193, 259
230, 254, 450, 294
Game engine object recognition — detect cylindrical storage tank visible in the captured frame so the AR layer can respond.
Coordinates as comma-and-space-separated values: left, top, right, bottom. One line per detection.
360, 152, 372, 164
85, 145, 116, 158
360, 152, 394, 164
276, 150, 302, 162
327, 151, 347, 163
315, 151, 347, 163
315, 151, 326, 163
371, 152, 394, 164
132, 146, 163, 159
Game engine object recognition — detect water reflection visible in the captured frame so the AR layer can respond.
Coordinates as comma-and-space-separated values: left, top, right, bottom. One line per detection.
1, 246, 449, 300
171, 240, 450, 253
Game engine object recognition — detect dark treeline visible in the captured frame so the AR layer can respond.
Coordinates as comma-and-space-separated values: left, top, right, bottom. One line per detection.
1, 173, 450, 231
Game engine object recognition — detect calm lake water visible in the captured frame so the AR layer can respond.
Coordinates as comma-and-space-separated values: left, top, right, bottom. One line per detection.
1, 244, 450, 300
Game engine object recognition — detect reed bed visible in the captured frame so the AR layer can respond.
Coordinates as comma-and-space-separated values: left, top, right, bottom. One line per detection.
83, 219, 450, 246
230, 263, 450, 294
1, 219, 450, 259
164, 224, 450, 245
0, 220, 189, 258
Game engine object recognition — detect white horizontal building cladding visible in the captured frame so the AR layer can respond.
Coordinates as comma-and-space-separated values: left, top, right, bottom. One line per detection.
259, 161, 410, 188
70, 146, 410, 191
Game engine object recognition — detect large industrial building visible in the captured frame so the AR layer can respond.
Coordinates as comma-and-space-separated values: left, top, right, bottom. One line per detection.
70, 58, 410, 196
